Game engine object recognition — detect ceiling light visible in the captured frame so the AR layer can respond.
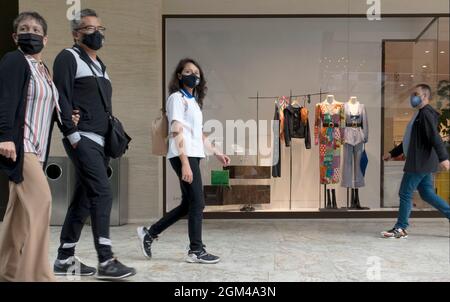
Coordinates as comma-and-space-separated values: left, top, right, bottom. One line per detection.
440, 51, 446, 54
400, 84, 405, 87
410, 74, 414, 78
425, 50, 430, 54
422, 65, 427, 68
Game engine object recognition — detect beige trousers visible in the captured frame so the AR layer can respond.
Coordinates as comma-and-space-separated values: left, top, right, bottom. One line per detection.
0, 153, 55, 282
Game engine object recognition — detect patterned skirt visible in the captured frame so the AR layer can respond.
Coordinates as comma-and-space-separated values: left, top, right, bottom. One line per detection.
319, 127, 342, 184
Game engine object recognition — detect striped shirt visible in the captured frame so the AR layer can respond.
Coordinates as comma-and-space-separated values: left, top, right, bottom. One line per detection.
23, 55, 61, 163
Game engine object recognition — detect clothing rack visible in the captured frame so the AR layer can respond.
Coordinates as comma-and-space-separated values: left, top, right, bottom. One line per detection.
248, 89, 328, 210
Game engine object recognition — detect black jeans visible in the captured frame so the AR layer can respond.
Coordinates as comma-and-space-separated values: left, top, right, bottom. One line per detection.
150, 157, 205, 251
57, 137, 114, 263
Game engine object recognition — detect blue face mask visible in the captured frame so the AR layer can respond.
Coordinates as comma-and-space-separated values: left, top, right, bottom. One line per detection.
410, 94, 422, 108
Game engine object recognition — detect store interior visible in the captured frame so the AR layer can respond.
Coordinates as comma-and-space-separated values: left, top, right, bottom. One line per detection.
164, 16, 450, 215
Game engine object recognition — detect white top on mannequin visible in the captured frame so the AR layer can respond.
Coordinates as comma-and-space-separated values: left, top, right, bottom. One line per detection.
347, 96, 360, 115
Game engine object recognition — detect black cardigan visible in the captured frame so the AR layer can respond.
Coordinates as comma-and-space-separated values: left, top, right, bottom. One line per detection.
0, 50, 56, 184
390, 104, 449, 173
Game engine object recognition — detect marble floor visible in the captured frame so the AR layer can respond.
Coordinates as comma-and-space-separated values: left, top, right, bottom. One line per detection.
2, 219, 450, 282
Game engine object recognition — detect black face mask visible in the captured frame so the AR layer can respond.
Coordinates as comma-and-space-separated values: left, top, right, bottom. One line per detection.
180, 74, 200, 89
17, 33, 44, 55
82, 31, 104, 51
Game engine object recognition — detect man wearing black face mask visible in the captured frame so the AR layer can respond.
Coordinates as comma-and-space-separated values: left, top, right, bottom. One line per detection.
381, 84, 450, 239
52, 8, 136, 280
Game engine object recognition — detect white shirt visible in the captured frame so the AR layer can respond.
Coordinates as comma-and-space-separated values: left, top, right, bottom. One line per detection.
166, 91, 205, 159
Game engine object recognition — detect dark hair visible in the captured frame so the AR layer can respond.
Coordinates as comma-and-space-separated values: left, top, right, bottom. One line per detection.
71, 9, 99, 32
168, 58, 207, 109
13, 11, 48, 36
416, 83, 433, 99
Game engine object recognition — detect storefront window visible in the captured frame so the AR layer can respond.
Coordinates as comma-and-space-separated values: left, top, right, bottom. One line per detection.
164, 16, 449, 215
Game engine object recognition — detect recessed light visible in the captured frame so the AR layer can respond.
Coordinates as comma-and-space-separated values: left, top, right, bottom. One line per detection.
422, 65, 427, 68
410, 74, 414, 78
400, 84, 405, 87
440, 51, 446, 54
425, 50, 430, 54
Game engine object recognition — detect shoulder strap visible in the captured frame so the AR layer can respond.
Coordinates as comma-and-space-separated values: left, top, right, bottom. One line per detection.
72, 47, 111, 115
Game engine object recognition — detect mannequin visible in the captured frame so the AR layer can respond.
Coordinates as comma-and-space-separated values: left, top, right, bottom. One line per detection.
348, 96, 359, 114
342, 96, 369, 210
316, 94, 344, 209
324, 94, 337, 105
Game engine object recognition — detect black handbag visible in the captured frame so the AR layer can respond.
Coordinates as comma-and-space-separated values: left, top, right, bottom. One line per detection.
80, 53, 131, 159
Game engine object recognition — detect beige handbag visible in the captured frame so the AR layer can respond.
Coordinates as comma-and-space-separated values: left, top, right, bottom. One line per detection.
151, 109, 169, 156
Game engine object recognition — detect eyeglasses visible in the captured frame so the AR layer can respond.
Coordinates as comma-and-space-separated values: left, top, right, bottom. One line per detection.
76, 26, 106, 34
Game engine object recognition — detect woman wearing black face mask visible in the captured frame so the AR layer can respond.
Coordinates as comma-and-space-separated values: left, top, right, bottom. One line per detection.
137, 58, 230, 264
0, 12, 64, 282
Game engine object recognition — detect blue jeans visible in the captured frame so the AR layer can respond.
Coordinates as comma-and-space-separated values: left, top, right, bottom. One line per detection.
395, 172, 450, 229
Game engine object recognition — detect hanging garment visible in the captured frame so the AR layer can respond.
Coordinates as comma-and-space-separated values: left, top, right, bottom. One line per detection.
341, 102, 369, 188
272, 97, 289, 178
314, 102, 345, 184
283, 105, 312, 149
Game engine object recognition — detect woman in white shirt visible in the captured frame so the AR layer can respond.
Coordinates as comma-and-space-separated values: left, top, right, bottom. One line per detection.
138, 58, 230, 264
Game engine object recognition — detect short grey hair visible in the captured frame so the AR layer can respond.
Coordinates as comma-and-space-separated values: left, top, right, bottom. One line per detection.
70, 8, 98, 32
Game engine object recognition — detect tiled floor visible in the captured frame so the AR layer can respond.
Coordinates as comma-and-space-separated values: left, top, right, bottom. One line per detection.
2, 219, 450, 282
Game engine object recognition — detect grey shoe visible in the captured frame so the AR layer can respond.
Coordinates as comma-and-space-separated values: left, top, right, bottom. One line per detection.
54, 256, 96, 276
185, 249, 221, 264
96, 258, 136, 281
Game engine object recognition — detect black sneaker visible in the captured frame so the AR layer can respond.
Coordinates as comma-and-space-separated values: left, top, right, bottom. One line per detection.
96, 258, 136, 281
185, 249, 221, 264
381, 228, 408, 239
53, 256, 97, 276
136, 226, 157, 259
